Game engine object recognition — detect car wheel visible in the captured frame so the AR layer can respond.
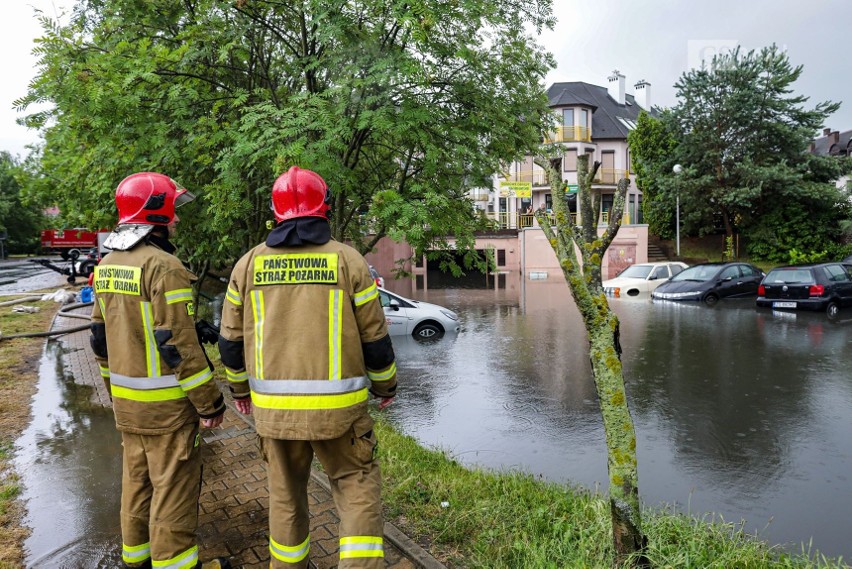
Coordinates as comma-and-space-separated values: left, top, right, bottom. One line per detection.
826, 301, 840, 321
703, 293, 719, 306
413, 322, 444, 340
68, 248, 81, 260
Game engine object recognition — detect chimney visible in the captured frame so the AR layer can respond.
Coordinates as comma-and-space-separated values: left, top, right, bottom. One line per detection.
608, 70, 626, 105
634, 80, 651, 110
823, 128, 832, 137
830, 131, 840, 144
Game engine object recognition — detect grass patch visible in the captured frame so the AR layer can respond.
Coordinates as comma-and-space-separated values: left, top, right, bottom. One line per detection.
0, 294, 62, 568
374, 416, 847, 568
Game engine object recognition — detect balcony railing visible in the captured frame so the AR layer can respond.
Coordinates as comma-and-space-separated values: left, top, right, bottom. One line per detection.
544, 125, 592, 143
485, 210, 630, 230
501, 170, 546, 185
593, 168, 629, 185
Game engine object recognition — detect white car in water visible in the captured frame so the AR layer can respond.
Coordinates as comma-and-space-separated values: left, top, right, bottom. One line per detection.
379, 288, 460, 339
603, 262, 689, 297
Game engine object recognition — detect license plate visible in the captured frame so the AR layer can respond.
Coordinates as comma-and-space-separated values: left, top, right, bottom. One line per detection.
773, 301, 797, 308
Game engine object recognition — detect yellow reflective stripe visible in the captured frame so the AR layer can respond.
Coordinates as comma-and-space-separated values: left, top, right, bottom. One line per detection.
270, 534, 310, 563
151, 544, 198, 569
226, 286, 242, 306
140, 302, 161, 377
367, 362, 396, 382
164, 288, 193, 304
99, 364, 110, 379
122, 542, 151, 563
179, 367, 213, 391
328, 290, 342, 380
97, 297, 106, 317
226, 368, 249, 383
353, 282, 378, 306
339, 535, 384, 558
251, 388, 369, 410
252, 290, 265, 380
111, 384, 187, 402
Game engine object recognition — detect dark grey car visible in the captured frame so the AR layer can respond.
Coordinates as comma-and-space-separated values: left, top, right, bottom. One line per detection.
651, 262, 764, 306
756, 263, 852, 319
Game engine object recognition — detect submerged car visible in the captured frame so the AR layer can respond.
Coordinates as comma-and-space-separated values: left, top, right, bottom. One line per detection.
756, 263, 852, 319
603, 261, 688, 297
379, 288, 460, 339
651, 262, 764, 306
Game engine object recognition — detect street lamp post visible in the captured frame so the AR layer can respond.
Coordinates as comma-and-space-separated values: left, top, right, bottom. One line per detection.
672, 164, 682, 258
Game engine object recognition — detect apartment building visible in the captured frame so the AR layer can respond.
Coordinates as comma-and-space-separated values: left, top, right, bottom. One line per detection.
481, 71, 654, 229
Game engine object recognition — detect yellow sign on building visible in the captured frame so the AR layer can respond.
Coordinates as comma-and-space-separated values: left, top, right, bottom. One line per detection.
499, 181, 532, 198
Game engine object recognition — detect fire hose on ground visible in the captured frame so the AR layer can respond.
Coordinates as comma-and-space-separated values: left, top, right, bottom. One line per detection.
0, 301, 93, 341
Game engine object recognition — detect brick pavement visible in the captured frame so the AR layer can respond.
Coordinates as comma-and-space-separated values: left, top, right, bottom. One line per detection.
51, 304, 444, 569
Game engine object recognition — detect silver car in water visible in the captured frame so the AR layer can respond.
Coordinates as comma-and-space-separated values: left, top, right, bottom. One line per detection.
379, 288, 460, 339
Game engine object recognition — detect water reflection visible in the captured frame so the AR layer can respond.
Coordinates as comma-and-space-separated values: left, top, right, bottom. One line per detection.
386, 282, 852, 559
15, 341, 123, 568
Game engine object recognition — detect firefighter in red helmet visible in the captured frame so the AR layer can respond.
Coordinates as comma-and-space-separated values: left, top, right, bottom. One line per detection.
90, 172, 231, 569
219, 166, 397, 568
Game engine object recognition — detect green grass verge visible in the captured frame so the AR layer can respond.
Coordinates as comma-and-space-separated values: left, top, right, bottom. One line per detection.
374, 416, 847, 568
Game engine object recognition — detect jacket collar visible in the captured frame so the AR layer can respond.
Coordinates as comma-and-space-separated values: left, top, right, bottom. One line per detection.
266, 217, 331, 248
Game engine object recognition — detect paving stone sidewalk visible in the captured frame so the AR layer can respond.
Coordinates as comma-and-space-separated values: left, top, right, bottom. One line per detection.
52, 304, 445, 569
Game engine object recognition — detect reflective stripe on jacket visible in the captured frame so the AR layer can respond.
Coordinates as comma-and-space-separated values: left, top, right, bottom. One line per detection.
91, 241, 225, 434
219, 239, 396, 440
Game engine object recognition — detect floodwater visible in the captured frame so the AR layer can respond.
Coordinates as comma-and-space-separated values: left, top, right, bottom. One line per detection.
0, 258, 65, 294
384, 281, 852, 560
15, 340, 123, 568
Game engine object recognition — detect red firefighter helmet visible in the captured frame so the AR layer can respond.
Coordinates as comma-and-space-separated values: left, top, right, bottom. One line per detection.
115, 172, 195, 226
271, 166, 330, 223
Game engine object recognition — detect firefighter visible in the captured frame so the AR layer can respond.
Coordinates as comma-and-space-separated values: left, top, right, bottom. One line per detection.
218, 166, 397, 568
89, 172, 231, 569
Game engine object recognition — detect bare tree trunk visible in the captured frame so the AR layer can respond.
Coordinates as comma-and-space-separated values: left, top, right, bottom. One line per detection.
534, 152, 650, 567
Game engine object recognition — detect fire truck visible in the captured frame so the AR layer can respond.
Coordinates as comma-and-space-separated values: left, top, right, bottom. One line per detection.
40, 228, 100, 260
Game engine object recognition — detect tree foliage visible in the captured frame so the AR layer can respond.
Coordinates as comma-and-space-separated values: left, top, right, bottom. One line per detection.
629, 45, 850, 261
17, 0, 555, 272
627, 111, 678, 238
0, 152, 45, 255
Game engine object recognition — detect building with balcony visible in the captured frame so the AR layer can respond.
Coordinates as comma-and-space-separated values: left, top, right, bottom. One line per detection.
484, 71, 655, 230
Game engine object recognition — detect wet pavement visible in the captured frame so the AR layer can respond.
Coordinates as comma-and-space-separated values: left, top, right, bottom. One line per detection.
15, 305, 442, 569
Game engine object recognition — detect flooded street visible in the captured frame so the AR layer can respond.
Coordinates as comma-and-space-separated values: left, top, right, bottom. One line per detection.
383, 281, 852, 559
0, 258, 66, 295
14, 341, 123, 568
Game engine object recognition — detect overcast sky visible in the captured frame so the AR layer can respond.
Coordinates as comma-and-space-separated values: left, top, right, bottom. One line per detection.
2, 0, 851, 159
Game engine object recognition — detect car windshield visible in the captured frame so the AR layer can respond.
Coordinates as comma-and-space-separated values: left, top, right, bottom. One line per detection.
764, 269, 814, 284
670, 265, 719, 282
617, 265, 653, 279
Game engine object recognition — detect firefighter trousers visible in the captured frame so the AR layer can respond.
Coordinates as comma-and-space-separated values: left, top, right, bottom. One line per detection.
120, 421, 203, 568
263, 416, 384, 569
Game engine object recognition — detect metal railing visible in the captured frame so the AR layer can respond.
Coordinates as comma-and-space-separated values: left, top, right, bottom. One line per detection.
500, 170, 547, 185
544, 125, 592, 143
593, 168, 629, 185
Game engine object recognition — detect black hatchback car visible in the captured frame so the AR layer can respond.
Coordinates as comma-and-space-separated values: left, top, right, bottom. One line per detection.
651, 262, 764, 306
756, 263, 852, 319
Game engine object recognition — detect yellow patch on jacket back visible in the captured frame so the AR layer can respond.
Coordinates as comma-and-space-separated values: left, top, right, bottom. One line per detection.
94, 265, 142, 295
253, 253, 338, 285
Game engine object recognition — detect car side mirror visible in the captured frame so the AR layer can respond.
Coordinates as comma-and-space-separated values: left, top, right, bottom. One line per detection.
389, 300, 400, 311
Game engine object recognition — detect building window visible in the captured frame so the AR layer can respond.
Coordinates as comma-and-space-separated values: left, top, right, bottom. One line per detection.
562, 108, 574, 126
579, 109, 589, 127
497, 249, 506, 267
564, 149, 578, 172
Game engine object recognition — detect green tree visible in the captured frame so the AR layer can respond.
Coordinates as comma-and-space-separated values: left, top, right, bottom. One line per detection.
627, 111, 678, 238
18, 0, 555, 275
534, 151, 648, 567
0, 152, 44, 256
634, 45, 848, 261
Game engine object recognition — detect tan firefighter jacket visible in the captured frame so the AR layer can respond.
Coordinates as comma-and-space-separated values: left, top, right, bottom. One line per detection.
218, 239, 397, 440
90, 241, 225, 435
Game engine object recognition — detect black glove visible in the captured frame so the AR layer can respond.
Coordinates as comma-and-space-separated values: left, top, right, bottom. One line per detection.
195, 319, 220, 345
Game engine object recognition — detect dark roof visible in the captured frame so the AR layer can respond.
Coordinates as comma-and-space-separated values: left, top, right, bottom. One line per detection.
812, 130, 852, 155
546, 81, 658, 140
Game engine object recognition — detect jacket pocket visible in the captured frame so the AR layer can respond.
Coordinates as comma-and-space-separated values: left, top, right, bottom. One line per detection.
177, 422, 200, 462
